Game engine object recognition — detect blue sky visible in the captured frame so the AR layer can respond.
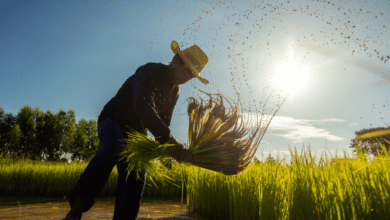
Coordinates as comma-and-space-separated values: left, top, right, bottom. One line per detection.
1, 0, 389, 165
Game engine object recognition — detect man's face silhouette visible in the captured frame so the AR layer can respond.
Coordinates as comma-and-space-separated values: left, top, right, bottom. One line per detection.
173, 63, 195, 85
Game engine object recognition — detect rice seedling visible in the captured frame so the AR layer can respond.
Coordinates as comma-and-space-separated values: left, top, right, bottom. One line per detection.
111, 88, 286, 191
110, 128, 180, 189
1, 137, 389, 219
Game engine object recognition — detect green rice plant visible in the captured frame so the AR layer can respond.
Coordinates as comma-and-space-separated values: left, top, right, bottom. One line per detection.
111, 128, 179, 190
1, 141, 389, 219
0, 151, 189, 199
184, 142, 390, 220
111, 88, 286, 191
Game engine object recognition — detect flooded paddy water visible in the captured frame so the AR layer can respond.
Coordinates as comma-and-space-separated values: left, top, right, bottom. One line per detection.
0, 196, 207, 220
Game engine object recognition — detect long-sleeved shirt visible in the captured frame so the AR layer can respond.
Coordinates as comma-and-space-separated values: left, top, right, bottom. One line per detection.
98, 63, 180, 145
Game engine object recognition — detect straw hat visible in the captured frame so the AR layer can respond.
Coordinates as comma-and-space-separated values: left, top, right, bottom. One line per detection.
171, 40, 209, 85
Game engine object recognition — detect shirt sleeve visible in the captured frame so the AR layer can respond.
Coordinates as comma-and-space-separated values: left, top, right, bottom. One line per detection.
132, 74, 171, 144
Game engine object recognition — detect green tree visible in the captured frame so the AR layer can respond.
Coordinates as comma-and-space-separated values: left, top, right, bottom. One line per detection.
71, 118, 91, 163
71, 118, 99, 163
54, 109, 77, 161
0, 109, 19, 158
0, 105, 99, 163
34, 109, 53, 161
0, 105, 99, 161
0, 106, 10, 156
349, 126, 390, 158
8, 124, 23, 159
14, 105, 43, 161
34, 110, 65, 162
82, 119, 99, 162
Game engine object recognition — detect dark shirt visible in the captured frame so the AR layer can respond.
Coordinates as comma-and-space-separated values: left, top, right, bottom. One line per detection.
98, 63, 180, 145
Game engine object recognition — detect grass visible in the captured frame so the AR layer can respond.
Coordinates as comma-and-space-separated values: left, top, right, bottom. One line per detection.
0, 140, 389, 220
0, 150, 190, 200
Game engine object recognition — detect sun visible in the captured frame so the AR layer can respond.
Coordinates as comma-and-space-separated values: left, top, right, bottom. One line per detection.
272, 51, 310, 95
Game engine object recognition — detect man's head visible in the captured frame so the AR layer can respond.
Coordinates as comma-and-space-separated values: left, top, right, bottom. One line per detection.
168, 54, 196, 85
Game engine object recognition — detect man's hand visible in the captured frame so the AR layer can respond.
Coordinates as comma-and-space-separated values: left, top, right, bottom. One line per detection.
166, 136, 194, 163
166, 145, 193, 163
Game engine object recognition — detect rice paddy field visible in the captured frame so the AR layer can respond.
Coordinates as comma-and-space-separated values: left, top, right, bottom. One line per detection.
1, 143, 389, 220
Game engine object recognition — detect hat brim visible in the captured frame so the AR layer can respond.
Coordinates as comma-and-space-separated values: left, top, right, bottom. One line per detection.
195, 75, 209, 84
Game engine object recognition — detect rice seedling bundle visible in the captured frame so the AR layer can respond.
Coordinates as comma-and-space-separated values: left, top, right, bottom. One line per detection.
111, 88, 285, 189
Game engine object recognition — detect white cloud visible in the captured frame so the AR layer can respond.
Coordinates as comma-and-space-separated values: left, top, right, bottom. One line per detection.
237, 114, 349, 143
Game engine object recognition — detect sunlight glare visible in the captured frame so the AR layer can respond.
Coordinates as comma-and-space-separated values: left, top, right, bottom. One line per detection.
273, 50, 310, 95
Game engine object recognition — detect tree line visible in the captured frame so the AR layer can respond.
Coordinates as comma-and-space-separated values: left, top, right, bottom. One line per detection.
0, 105, 388, 164
0, 105, 99, 163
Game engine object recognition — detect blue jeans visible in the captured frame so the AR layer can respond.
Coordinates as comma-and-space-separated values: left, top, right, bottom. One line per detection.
68, 117, 147, 220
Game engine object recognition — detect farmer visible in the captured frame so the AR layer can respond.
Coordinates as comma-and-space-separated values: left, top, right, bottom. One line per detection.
62, 40, 209, 220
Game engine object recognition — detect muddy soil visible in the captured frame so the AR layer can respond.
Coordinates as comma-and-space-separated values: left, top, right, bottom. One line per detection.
0, 196, 207, 220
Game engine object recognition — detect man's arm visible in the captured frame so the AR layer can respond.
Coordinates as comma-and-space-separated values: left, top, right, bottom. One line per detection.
159, 92, 179, 170
132, 74, 172, 145
160, 91, 179, 128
